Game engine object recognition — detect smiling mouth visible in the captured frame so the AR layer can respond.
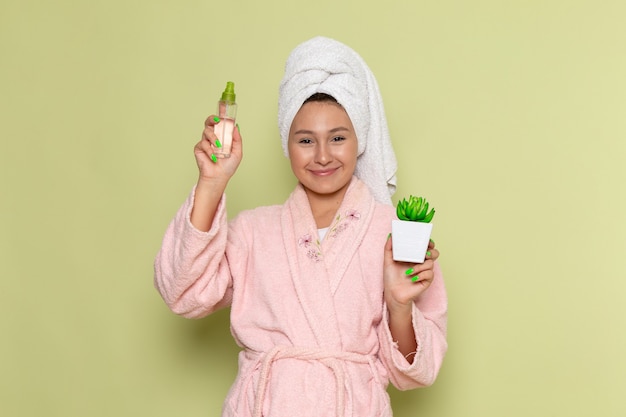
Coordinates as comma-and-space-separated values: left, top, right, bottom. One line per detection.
310, 168, 339, 176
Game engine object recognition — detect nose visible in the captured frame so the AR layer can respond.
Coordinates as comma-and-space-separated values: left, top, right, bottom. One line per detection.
314, 142, 333, 165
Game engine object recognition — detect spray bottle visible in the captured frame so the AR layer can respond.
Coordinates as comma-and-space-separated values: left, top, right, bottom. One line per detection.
213, 81, 237, 158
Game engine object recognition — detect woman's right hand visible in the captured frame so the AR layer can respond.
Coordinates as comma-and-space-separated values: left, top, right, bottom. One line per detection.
194, 115, 243, 182
189, 115, 243, 232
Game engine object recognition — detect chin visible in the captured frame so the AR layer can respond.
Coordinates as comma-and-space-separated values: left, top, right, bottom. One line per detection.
306, 182, 350, 197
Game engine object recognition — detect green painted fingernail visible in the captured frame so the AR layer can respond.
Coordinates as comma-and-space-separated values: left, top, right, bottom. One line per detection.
236, 123, 240, 131
210, 154, 217, 163
405, 268, 414, 275
213, 116, 220, 123
430, 238, 435, 244
215, 139, 222, 148
427, 251, 431, 257
387, 233, 391, 239
412, 275, 420, 282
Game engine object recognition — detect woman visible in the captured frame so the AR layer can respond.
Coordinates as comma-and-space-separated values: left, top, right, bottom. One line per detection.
155, 36, 447, 417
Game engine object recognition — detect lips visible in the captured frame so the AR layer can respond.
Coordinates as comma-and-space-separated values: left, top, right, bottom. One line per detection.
309, 167, 339, 176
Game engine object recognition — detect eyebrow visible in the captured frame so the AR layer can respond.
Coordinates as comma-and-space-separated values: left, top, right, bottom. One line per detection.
293, 127, 351, 135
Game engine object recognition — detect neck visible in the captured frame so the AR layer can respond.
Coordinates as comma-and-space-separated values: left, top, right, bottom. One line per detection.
305, 188, 348, 229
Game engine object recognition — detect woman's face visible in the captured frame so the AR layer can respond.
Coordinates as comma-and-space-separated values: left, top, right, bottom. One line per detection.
288, 101, 358, 201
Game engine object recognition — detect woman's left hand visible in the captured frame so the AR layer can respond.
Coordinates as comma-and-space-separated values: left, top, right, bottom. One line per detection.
383, 237, 439, 311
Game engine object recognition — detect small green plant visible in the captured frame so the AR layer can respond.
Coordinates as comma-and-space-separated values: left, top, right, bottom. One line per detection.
396, 195, 435, 223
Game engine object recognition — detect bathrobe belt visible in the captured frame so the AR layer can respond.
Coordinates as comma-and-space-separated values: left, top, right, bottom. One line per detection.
249, 345, 382, 417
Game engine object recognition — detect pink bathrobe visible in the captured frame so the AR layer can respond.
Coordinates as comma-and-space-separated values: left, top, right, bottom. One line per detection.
154, 178, 447, 417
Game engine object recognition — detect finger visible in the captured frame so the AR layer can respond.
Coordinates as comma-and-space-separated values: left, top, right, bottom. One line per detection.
405, 268, 435, 285
403, 266, 420, 282
410, 269, 434, 284
425, 247, 440, 261
428, 238, 436, 250
404, 259, 434, 281
202, 116, 220, 144
201, 126, 221, 155
204, 115, 220, 128
231, 122, 243, 155
195, 136, 213, 155
383, 233, 394, 265
194, 138, 218, 164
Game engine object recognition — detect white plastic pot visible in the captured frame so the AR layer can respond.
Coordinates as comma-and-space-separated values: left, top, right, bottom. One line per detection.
391, 220, 433, 264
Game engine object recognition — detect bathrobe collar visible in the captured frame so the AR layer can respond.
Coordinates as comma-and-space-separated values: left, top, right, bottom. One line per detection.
280, 177, 376, 348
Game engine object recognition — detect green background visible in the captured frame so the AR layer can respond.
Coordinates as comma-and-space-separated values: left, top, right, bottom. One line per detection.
2, 1, 625, 416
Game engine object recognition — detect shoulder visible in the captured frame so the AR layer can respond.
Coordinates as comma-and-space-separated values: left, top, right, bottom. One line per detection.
359, 202, 396, 240
373, 201, 397, 222
229, 204, 283, 229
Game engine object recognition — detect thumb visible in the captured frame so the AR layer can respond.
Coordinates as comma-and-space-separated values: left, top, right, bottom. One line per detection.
231, 123, 243, 155
384, 233, 394, 265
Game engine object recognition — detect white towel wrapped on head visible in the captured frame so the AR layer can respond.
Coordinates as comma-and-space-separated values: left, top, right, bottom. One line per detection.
278, 36, 397, 205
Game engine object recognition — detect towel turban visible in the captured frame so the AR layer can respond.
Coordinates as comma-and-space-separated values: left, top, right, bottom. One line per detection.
278, 36, 398, 205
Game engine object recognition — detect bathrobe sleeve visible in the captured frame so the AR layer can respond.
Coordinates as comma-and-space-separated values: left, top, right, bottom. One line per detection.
378, 261, 448, 390
154, 187, 242, 318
